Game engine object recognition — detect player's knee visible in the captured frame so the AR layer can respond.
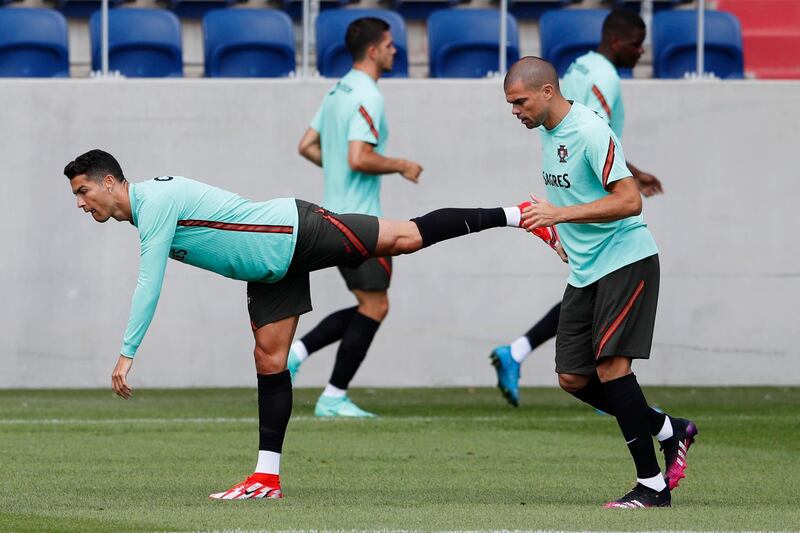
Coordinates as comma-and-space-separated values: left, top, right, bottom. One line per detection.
399, 231, 424, 254
372, 296, 389, 321
358, 295, 389, 322
558, 373, 587, 393
595, 357, 631, 383
253, 343, 286, 374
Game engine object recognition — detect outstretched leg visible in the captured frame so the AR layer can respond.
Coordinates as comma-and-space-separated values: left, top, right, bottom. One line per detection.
375, 206, 521, 256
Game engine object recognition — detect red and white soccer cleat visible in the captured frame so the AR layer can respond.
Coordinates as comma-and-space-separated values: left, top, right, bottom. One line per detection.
208, 473, 283, 500
517, 200, 567, 261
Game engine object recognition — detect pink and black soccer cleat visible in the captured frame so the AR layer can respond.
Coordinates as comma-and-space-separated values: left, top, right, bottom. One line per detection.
208, 473, 283, 500
661, 417, 699, 490
604, 483, 671, 509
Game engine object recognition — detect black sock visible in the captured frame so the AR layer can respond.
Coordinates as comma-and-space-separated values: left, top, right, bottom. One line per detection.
524, 303, 561, 351
300, 306, 358, 355
570, 375, 667, 437
257, 370, 292, 453
411, 207, 507, 248
570, 374, 614, 413
602, 373, 661, 479
329, 312, 381, 390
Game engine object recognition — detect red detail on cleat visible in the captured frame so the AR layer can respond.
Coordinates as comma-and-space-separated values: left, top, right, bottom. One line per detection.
209, 473, 283, 500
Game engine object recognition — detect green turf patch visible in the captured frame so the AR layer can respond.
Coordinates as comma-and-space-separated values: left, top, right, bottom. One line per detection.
0, 387, 798, 532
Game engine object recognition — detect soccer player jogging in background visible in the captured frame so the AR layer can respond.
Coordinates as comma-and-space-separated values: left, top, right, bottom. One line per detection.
294, 18, 423, 417
503, 57, 697, 508
491, 9, 664, 407
64, 149, 560, 500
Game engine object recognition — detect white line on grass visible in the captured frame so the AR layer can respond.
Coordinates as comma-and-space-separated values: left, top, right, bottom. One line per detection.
0, 413, 791, 426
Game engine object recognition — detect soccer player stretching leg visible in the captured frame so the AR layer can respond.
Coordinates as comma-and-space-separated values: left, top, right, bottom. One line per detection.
503, 57, 697, 508
64, 149, 560, 500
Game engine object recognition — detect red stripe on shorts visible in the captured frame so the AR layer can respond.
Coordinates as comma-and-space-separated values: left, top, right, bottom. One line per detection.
376, 257, 392, 277
595, 279, 645, 359
315, 209, 370, 258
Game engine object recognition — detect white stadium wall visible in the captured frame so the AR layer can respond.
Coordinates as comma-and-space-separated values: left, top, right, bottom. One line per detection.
0, 79, 798, 388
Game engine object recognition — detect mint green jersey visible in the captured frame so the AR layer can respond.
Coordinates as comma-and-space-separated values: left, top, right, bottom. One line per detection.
561, 51, 625, 138
122, 176, 299, 357
539, 103, 657, 287
310, 69, 388, 216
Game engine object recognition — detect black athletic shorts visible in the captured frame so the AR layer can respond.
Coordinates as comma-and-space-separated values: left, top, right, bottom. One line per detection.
555, 254, 660, 375
247, 200, 380, 330
338, 257, 392, 291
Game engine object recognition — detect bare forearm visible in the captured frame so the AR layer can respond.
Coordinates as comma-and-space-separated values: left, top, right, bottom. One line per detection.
300, 146, 323, 167
556, 188, 640, 224
352, 150, 407, 175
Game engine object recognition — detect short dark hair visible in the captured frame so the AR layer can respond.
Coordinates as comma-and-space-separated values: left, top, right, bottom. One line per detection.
602, 9, 645, 40
64, 149, 125, 182
345, 17, 390, 62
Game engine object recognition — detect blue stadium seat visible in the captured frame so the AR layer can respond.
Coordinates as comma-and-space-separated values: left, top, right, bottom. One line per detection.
505, 0, 573, 21
541, 9, 634, 78
164, 0, 239, 20
652, 10, 744, 79
316, 9, 408, 78
540, 9, 608, 77
0, 9, 69, 78
203, 9, 295, 78
280, 0, 352, 21
427, 9, 519, 78
389, 0, 460, 21
50, 0, 127, 19
90, 9, 183, 78
612, 0, 688, 14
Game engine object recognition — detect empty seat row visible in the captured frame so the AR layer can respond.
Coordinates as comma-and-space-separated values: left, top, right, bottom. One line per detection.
0, 7, 746, 79
27, 0, 697, 21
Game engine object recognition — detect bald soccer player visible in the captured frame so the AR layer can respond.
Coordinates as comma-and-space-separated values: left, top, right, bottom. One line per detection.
491, 10, 665, 407
502, 57, 696, 509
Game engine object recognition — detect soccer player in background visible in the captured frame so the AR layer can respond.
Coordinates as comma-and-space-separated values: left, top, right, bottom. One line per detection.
294, 18, 423, 417
503, 57, 696, 508
491, 9, 664, 408
64, 149, 559, 500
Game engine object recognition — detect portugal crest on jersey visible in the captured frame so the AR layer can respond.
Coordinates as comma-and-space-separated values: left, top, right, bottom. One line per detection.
557, 145, 568, 163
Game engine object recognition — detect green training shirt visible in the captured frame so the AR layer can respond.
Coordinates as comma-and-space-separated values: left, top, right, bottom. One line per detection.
539, 102, 657, 288
122, 176, 298, 357
561, 51, 625, 138
310, 68, 388, 217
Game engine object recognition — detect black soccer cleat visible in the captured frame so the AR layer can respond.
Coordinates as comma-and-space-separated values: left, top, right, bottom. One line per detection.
660, 417, 699, 490
604, 483, 671, 509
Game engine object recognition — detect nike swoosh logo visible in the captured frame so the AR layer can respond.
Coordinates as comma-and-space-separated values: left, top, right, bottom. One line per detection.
626, 438, 637, 445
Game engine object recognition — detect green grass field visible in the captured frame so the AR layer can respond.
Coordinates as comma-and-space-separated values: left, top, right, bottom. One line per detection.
1, 387, 798, 532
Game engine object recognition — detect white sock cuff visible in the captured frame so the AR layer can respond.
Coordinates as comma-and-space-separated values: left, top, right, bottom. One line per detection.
322, 383, 347, 398
510, 337, 533, 363
503, 206, 522, 227
638, 473, 666, 492
291, 340, 309, 362
656, 415, 674, 441
255, 450, 281, 475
